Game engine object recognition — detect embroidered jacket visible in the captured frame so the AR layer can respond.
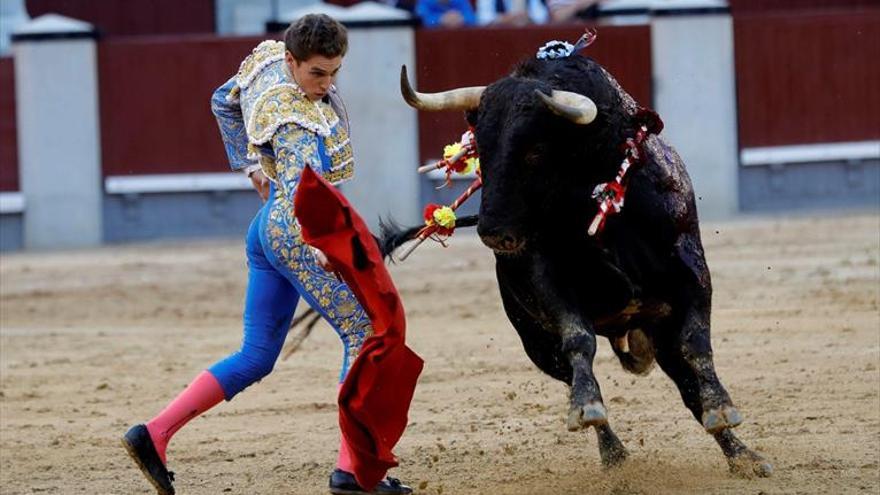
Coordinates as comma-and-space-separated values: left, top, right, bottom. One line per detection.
211, 40, 354, 189
210, 41, 370, 373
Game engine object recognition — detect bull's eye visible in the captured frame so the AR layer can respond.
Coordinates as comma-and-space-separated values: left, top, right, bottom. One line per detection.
524, 145, 545, 166
524, 151, 541, 166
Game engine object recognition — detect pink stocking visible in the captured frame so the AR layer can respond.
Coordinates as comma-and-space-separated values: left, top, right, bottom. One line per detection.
146, 370, 225, 464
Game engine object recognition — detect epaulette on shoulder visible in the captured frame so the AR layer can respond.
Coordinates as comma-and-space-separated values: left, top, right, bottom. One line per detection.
236, 40, 286, 90
247, 84, 340, 145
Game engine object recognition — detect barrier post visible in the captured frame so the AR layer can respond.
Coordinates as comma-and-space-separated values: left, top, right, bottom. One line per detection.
12, 14, 103, 249
651, 0, 739, 218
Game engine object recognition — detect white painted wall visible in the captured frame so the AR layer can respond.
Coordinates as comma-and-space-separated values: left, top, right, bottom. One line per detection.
215, 0, 328, 35
0, 0, 29, 55
14, 27, 103, 248
651, 11, 739, 219
336, 26, 420, 231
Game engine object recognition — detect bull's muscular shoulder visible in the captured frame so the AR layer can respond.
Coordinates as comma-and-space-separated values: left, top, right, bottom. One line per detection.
643, 135, 695, 220
600, 67, 696, 228
622, 134, 700, 251
627, 138, 708, 287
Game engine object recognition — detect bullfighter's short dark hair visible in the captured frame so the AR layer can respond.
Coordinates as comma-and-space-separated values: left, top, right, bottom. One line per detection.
284, 14, 348, 61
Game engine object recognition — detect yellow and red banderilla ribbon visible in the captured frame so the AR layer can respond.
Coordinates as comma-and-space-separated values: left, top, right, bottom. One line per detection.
588, 108, 663, 236
397, 128, 483, 260
418, 128, 480, 189
398, 177, 483, 261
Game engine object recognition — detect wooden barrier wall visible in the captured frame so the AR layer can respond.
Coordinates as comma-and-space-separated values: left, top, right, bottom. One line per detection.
97, 35, 267, 176
729, 0, 878, 14
96, 26, 650, 176
734, 7, 880, 148
26, 0, 215, 36
414, 24, 652, 163
0, 57, 18, 192
4, 15, 874, 182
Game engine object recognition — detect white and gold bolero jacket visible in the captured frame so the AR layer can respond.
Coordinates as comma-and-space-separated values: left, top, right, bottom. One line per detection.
210, 42, 369, 347
211, 40, 354, 191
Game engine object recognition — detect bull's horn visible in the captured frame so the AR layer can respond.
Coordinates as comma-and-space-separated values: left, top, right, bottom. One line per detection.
535, 89, 597, 125
400, 65, 485, 112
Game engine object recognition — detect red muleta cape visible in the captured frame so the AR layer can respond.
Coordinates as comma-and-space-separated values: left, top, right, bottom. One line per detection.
294, 166, 424, 490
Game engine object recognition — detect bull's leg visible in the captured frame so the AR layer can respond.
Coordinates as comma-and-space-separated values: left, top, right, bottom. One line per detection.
561, 319, 631, 468
497, 266, 625, 468
595, 423, 628, 467
652, 302, 738, 432
652, 292, 772, 477
560, 319, 607, 430
501, 300, 627, 469
496, 255, 609, 430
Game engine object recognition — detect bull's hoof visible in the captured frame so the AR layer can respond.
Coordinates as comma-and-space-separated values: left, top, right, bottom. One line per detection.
727, 449, 773, 478
702, 405, 743, 433
566, 401, 607, 431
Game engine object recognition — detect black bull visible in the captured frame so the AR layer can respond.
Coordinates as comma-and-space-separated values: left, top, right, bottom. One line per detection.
394, 54, 773, 477
286, 54, 773, 477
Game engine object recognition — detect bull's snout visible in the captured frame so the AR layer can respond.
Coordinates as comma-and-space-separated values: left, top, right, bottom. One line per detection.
478, 225, 526, 254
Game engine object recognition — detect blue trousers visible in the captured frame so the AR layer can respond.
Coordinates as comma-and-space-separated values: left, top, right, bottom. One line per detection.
209, 187, 372, 400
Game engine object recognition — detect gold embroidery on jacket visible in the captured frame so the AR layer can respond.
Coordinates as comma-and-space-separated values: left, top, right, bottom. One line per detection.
264, 178, 372, 372
236, 41, 368, 373
236, 40, 285, 89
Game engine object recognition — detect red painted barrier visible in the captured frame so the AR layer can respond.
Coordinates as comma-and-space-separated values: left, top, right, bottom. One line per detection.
98, 35, 269, 176
734, 8, 880, 148
26, 0, 215, 36
20, 15, 876, 182
729, 0, 877, 14
414, 24, 652, 163
0, 57, 18, 192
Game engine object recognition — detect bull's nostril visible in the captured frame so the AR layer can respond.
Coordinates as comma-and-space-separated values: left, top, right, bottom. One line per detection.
484, 235, 523, 253
484, 236, 503, 249
478, 227, 524, 254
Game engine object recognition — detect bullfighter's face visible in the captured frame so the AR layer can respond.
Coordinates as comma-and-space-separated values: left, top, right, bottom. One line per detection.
286, 51, 342, 102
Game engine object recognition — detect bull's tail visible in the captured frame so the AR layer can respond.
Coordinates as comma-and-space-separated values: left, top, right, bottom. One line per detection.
377, 217, 424, 259
610, 328, 655, 375
379, 214, 479, 260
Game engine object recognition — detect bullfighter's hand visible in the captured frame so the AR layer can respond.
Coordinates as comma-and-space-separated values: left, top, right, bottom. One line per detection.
249, 169, 270, 202
312, 247, 335, 273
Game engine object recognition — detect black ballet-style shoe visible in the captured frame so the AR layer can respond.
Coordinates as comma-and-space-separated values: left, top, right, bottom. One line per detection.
121, 424, 176, 495
329, 468, 413, 495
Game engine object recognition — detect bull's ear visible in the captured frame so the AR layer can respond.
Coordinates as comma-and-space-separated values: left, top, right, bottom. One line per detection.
535, 89, 597, 125
465, 108, 478, 127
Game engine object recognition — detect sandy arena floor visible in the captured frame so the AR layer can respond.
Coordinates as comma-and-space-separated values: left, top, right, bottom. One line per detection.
1, 212, 878, 494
